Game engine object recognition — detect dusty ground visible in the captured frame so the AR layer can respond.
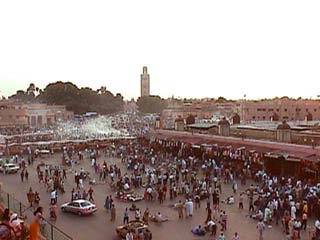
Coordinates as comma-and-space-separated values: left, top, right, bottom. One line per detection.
0, 153, 314, 240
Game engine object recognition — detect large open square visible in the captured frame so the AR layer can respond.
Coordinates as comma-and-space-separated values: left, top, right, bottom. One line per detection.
0, 145, 315, 240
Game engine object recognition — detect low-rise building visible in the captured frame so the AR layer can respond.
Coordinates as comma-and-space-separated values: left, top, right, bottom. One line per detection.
0, 100, 74, 134
161, 100, 237, 129
174, 117, 185, 131
239, 97, 320, 122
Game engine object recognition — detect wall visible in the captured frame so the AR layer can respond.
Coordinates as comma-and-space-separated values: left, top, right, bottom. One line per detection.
230, 128, 276, 141
240, 98, 320, 122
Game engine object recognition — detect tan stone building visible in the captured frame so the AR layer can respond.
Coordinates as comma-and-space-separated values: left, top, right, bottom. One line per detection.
161, 105, 215, 129
0, 101, 28, 132
276, 121, 291, 143
0, 100, 73, 134
160, 100, 237, 129
174, 118, 185, 131
230, 121, 320, 146
239, 97, 320, 122
25, 103, 74, 128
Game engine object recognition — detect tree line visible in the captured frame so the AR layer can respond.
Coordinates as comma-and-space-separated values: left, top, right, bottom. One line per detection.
9, 82, 124, 115
9, 82, 170, 114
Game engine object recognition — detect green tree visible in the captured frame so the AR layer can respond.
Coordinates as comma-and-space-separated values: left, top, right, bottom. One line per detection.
216, 96, 227, 103
37, 81, 124, 114
137, 95, 167, 113
9, 83, 39, 101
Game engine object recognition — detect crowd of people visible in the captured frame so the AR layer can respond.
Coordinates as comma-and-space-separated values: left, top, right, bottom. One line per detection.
52, 112, 153, 141
0, 205, 46, 240
98, 137, 320, 239
3, 132, 320, 240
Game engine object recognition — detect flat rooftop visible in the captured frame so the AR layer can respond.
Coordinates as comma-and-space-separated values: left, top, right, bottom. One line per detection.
234, 120, 320, 131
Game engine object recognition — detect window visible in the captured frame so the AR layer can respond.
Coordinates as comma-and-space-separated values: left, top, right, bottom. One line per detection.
81, 202, 91, 207
262, 116, 266, 120
252, 116, 256, 120
296, 108, 301, 112
306, 108, 309, 112
69, 202, 80, 207
268, 109, 273, 111
284, 109, 287, 112
314, 109, 317, 112
276, 109, 279, 112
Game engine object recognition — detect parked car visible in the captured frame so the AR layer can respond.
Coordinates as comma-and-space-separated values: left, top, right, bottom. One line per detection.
116, 191, 144, 202
116, 220, 149, 239
61, 200, 97, 216
0, 163, 20, 174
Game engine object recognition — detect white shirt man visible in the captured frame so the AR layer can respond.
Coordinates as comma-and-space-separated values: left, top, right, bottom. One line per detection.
124, 183, 130, 190
79, 178, 84, 189
291, 205, 297, 220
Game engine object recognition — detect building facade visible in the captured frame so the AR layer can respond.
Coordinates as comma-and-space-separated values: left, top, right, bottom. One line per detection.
0, 100, 73, 134
239, 98, 320, 122
140, 66, 150, 97
160, 100, 237, 129
24, 103, 74, 128
0, 101, 28, 132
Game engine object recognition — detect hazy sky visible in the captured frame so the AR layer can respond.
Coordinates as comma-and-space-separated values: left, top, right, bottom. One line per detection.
0, 0, 319, 100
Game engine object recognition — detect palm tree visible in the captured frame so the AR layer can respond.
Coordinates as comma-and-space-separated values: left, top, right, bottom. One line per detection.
97, 86, 107, 94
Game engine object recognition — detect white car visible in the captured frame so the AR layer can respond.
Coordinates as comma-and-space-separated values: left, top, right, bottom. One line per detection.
61, 200, 97, 216
0, 163, 20, 174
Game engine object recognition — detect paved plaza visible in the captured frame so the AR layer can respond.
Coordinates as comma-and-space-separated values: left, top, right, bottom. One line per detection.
0, 152, 314, 240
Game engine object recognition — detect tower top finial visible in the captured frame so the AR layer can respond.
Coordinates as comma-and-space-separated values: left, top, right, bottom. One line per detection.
143, 66, 148, 74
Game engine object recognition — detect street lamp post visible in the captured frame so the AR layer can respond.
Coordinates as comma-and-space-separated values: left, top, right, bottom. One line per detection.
5, 138, 9, 160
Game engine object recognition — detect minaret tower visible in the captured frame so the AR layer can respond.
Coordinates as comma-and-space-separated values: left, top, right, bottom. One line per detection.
140, 66, 150, 97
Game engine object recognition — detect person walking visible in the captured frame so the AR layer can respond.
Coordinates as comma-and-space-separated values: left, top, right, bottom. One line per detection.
185, 199, 194, 217
105, 196, 110, 213
143, 208, 150, 224
27, 188, 35, 207
232, 181, 238, 194
232, 232, 240, 240
135, 209, 141, 221
239, 194, 244, 210
50, 190, 57, 205
194, 194, 201, 209
256, 219, 265, 240
220, 211, 227, 231
20, 170, 24, 182
79, 178, 84, 189
88, 187, 94, 202
176, 200, 184, 219
301, 212, 307, 230
249, 194, 254, 212
25, 169, 29, 181
123, 208, 129, 224
205, 207, 212, 223
217, 232, 226, 240
29, 213, 41, 240
110, 204, 116, 221
34, 192, 40, 207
